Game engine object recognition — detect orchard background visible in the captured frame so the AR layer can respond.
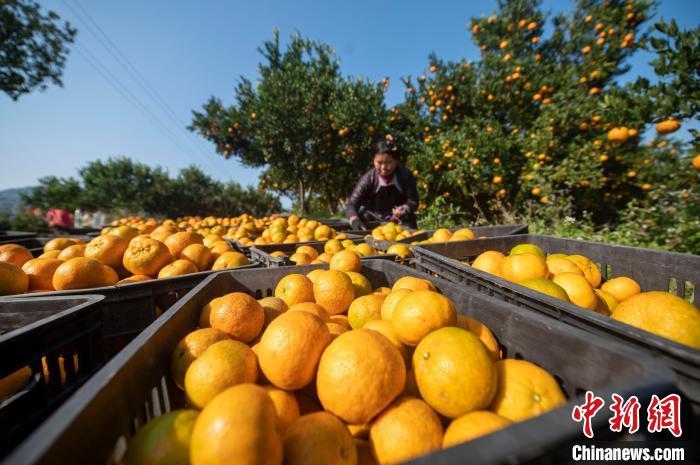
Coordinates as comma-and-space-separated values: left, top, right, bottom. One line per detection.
12, 0, 700, 254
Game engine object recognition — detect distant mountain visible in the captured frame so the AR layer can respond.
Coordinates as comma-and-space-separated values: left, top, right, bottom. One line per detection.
0, 187, 33, 214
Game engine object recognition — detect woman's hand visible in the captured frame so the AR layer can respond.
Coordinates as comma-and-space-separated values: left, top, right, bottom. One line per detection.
392, 205, 409, 217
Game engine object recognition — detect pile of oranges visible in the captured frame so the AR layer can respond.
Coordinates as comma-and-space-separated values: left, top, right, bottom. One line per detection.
126, 262, 568, 465
0, 224, 250, 295
267, 240, 413, 265
469, 243, 700, 349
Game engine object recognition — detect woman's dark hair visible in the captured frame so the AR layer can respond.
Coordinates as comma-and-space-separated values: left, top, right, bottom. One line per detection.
373, 139, 402, 160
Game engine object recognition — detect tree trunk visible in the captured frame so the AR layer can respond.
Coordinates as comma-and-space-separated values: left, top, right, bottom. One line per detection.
298, 179, 306, 215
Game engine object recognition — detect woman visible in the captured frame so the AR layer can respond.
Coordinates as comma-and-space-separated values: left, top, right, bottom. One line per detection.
346, 140, 419, 229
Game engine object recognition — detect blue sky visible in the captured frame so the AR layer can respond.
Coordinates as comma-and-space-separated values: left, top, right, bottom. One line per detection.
1, 0, 698, 195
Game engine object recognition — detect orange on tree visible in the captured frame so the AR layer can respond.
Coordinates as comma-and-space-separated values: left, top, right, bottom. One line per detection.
184, 339, 258, 408
317, 329, 406, 425
413, 327, 496, 418
257, 311, 330, 390
369, 396, 443, 465
656, 119, 680, 135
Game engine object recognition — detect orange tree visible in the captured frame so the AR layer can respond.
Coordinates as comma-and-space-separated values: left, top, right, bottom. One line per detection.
189, 31, 388, 214
389, 0, 698, 250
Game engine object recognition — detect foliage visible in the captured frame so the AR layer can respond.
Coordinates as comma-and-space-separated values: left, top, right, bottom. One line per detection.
0, 0, 77, 100
20, 157, 281, 218
189, 30, 388, 214
387, 0, 699, 253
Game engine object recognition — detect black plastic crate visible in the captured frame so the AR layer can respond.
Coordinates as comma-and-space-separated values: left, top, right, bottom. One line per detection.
413, 234, 700, 413
6, 260, 685, 465
369, 223, 528, 250
0, 295, 104, 456
9, 264, 260, 339
250, 239, 397, 267
0, 232, 38, 245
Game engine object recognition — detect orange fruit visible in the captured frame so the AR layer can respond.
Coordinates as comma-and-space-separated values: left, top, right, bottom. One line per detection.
0, 244, 33, 268
207, 292, 265, 342
52, 257, 114, 290
601, 276, 641, 301
263, 385, 300, 433
295, 245, 319, 260
329, 314, 351, 329
552, 273, 597, 310
374, 287, 391, 296
0, 261, 29, 295
109, 225, 139, 242
117, 274, 152, 285
43, 237, 79, 253
164, 231, 203, 258
546, 256, 583, 277
324, 239, 344, 255
490, 359, 566, 421
275, 274, 315, 307
518, 278, 570, 302
369, 396, 443, 465
431, 228, 452, 242
316, 329, 406, 424
611, 292, 700, 348
327, 322, 349, 340
509, 244, 545, 257
593, 288, 618, 316
288, 302, 330, 322
202, 234, 224, 248
500, 253, 548, 282
391, 290, 457, 346
180, 244, 213, 271
386, 244, 411, 259
190, 383, 283, 465
345, 271, 373, 297
313, 270, 355, 315
456, 315, 500, 361
306, 269, 325, 284
443, 411, 511, 447
123, 237, 174, 277
391, 276, 436, 292
84, 235, 129, 268
259, 296, 288, 329
656, 119, 680, 135
211, 251, 250, 270
380, 288, 412, 321
21, 258, 62, 290
57, 244, 87, 261
123, 410, 198, 465
413, 327, 496, 418
158, 259, 198, 279
362, 319, 410, 365
471, 251, 505, 277
38, 250, 62, 260
170, 328, 231, 389
184, 339, 258, 408
567, 255, 602, 288
209, 242, 233, 260
257, 311, 331, 390
330, 249, 361, 273
283, 411, 357, 465
289, 252, 313, 265
348, 294, 385, 329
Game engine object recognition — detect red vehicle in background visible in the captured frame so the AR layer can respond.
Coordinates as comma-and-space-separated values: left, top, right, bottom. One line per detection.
45, 208, 74, 229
